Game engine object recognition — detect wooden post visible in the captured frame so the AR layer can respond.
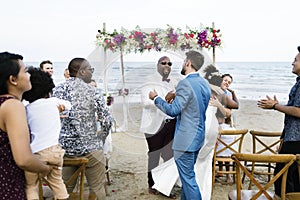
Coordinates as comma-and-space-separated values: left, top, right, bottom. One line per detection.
119, 48, 128, 131
103, 22, 108, 95
120, 49, 125, 92
212, 22, 216, 65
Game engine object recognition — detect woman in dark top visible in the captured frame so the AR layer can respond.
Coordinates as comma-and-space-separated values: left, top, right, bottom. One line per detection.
0, 52, 52, 199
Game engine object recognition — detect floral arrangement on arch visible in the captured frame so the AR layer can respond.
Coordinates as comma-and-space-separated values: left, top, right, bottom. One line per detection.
103, 93, 114, 106
96, 25, 222, 53
118, 88, 129, 96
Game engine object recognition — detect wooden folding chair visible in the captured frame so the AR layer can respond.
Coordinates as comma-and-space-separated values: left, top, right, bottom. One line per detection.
38, 177, 51, 200
244, 130, 282, 189
212, 129, 248, 191
285, 154, 300, 200
228, 153, 296, 200
38, 157, 89, 200
63, 157, 89, 200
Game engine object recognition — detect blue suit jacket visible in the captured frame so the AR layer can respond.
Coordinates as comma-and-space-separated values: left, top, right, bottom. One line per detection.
154, 73, 211, 152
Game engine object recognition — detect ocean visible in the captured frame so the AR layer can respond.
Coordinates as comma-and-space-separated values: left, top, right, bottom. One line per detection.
25, 61, 296, 102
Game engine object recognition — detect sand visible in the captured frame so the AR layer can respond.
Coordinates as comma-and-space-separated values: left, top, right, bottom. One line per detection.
102, 98, 285, 199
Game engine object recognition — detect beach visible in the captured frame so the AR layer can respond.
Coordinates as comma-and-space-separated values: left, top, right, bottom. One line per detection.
103, 98, 285, 199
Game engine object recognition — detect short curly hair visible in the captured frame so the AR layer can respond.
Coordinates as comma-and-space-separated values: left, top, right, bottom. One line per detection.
203, 64, 222, 86
23, 66, 55, 103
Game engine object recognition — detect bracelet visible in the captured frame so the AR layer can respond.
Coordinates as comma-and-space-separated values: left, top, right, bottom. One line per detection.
272, 103, 279, 110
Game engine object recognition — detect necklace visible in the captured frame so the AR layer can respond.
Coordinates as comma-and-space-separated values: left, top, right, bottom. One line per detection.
0, 94, 19, 100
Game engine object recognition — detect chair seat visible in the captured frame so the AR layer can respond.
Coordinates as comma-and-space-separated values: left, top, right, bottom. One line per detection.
228, 189, 276, 200
63, 157, 89, 166
286, 192, 300, 200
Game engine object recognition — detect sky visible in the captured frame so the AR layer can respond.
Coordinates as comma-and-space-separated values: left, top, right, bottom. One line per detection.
0, 0, 299, 62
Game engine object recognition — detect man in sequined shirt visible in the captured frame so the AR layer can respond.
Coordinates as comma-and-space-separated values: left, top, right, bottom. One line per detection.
53, 57, 112, 199
258, 46, 300, 196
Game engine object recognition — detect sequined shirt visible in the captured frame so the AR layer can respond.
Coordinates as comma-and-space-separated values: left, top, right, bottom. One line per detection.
52, 77, 112, 156
283, 76, 300, 142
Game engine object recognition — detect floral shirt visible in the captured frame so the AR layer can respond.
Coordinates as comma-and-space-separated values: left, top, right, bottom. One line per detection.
283, 76, 300, 142
52, 77, 112, 156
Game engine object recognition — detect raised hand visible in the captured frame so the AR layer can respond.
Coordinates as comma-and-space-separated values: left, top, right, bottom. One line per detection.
165, 91, 175, 104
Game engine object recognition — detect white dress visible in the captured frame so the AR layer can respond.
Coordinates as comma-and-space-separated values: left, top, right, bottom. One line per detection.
151, 106, 219, 199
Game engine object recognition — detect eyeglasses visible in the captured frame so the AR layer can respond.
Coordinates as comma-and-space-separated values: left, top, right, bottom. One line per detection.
161, 61, 172, 66
86, 68, 94, 73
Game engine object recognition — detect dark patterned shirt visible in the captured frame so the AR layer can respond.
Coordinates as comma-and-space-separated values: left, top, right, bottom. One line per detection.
52, 77, 112, 156
283, 76, 300, 142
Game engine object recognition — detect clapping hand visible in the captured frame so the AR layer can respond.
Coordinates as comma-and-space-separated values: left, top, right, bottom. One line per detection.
257, 95, 278, 109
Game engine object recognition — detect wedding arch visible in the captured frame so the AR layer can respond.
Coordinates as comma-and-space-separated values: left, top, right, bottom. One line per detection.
94, 22, 222, 93
91, 22, 222, 131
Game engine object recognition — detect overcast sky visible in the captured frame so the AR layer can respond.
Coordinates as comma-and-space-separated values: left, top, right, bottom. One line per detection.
1, 0, 299, 62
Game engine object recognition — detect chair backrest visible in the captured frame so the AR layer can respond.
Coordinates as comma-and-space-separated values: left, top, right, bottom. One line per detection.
38, 157, 89, 200
250, 130, 282, 155
215, 129, 249, 156
245, 130, 283, 189
212, 129, 248, 192
228, 153, 296, 200
63, 157, 89, 200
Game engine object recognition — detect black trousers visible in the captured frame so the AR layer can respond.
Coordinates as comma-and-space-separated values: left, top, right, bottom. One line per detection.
144, 118, 176, 188
274, 141, 300, 196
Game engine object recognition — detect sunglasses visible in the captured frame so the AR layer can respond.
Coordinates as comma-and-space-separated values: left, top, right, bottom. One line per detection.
161, 61, 172, 66
86, 68, 94, 73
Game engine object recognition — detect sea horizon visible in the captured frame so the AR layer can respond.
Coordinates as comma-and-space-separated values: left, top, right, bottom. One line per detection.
25, 61, 296, 102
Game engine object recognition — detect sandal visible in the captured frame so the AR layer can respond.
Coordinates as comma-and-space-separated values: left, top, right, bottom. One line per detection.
168, 193, 176, 199
148, 188, 159, 195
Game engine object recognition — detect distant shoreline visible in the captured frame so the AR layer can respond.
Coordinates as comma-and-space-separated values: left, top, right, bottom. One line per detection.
25, 61, 294, 101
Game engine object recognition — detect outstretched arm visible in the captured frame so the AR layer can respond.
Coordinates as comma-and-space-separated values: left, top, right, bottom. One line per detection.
258, 95, 300, 118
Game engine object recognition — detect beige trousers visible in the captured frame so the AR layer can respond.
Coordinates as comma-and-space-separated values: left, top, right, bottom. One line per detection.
63, 149, 106, 200
25, 144, 69, 200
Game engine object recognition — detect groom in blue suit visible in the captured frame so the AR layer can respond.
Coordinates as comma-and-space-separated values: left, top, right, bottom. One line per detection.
149, 50, 211, 200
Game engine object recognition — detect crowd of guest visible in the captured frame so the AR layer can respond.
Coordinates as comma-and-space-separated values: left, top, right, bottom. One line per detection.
0, 52, 112, 200
1, 47, 300, 200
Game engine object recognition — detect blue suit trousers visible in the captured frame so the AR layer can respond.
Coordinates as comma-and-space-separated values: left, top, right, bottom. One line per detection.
174, 150, 201, 200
